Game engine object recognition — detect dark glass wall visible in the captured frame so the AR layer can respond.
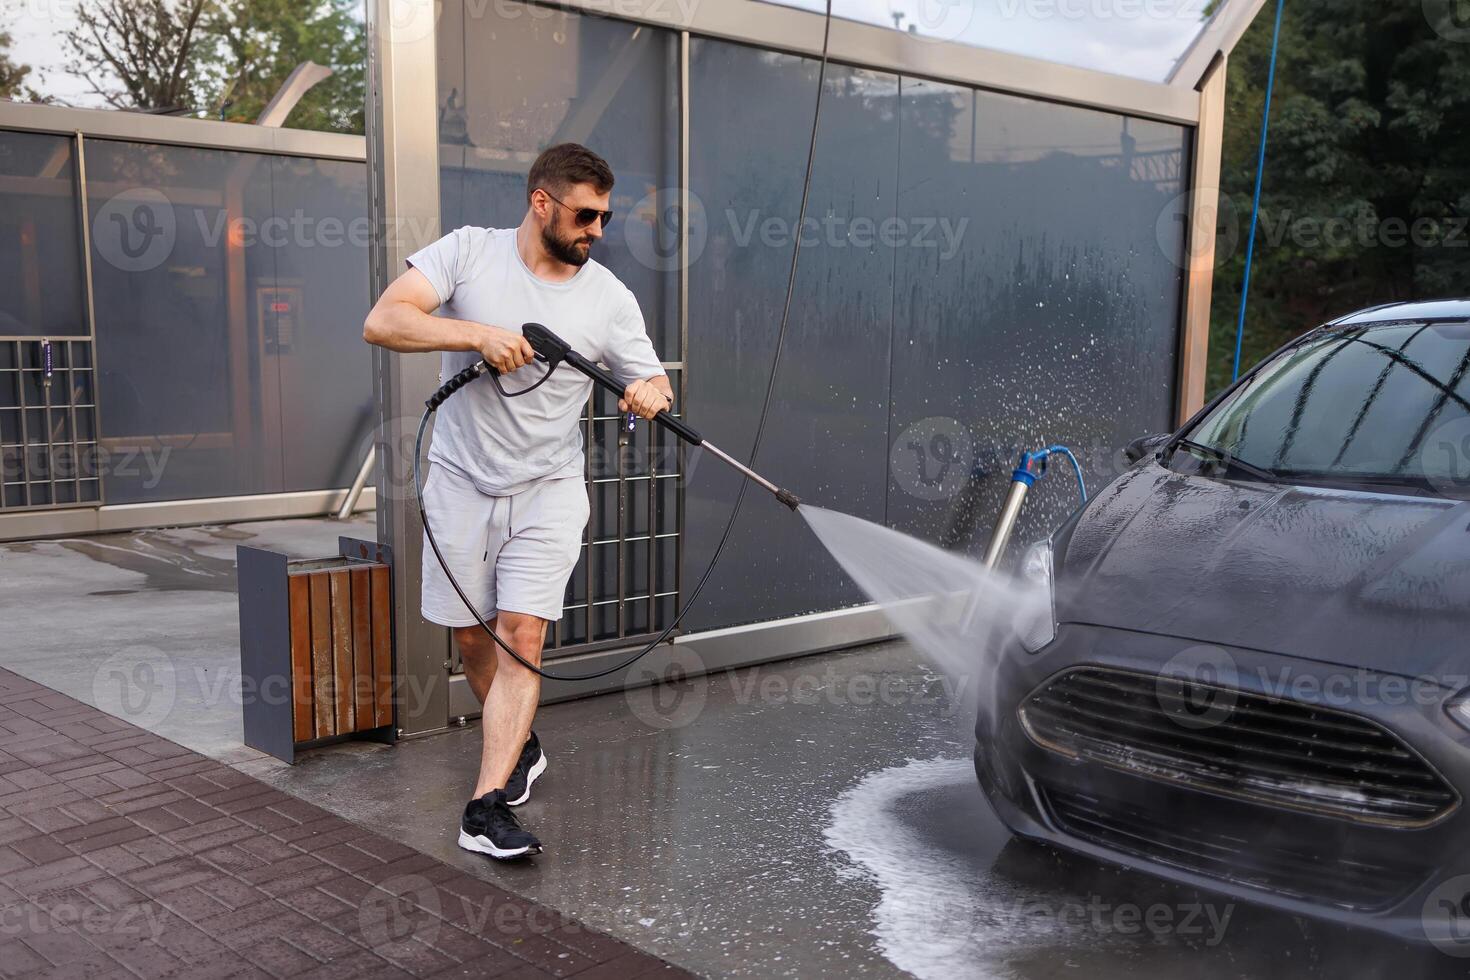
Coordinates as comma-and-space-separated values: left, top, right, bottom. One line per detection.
887, 79, 1188, 552
432, 6, 1190, 634
0, 131, 100, 511
685, 45, 1188, 628
0, 131, 87, 338
684, 43, 900, 629
84, 140, 372, 504
438, 0, 679, 358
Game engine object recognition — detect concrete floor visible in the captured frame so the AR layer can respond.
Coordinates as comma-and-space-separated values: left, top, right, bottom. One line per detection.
0, 517, 1462, 978
250, 643, 1461, 980
0, 514, 374, 763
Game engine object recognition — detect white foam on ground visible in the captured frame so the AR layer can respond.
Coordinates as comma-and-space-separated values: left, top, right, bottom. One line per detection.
825, 756, 1088, 979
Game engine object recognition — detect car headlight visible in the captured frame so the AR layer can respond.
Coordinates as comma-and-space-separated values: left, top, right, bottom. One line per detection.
1015, 539, 1056, 652
1446, 695, 1470, 734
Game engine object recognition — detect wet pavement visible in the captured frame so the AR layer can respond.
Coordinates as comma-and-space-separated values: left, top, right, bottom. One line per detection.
246, 642, 1465, 979
3, 519, 1467, 978
0, 515, 374, 762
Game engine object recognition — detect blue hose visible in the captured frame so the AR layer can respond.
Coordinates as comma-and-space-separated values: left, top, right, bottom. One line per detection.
1232, 0, 1286, 382
1015, 445, 1087, 503
1042, 445, 1087, 503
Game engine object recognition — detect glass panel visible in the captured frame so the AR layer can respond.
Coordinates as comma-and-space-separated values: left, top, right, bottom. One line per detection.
84, 140, 373, 504
559, 605, 588, 646
437, 0, 680, 358
267, 155, 375, 493
592, 542, 619, 603
763, 0, 1213, 81
86, 139, 271, 503
0, 131, 86, 338
887, 78, 1187, 550
657, 473, 679, 535
592, 603, 619, 642
628, 475, 650, 537
685, 40, 899, 630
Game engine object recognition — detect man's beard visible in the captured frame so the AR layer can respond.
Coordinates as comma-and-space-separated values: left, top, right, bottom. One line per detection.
541, 215, 593, 267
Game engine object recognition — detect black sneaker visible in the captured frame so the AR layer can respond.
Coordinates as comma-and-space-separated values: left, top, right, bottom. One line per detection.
504, 731, 547, 807
458, 789, 542, 859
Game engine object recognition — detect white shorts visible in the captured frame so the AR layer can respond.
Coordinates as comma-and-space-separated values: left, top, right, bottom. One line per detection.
420, 463, 590, 626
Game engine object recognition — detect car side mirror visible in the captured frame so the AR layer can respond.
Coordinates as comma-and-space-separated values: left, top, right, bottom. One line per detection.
1124, 432, 1172, 464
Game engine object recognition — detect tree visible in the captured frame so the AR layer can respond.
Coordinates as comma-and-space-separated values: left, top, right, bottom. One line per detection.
201, 0, 364, 132
61, 0, 365, 132
65, 0, 210, 111
1206, 0, 1470, 394
0, 29, 32, 100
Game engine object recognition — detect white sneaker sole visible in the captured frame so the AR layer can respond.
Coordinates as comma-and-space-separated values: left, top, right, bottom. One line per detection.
507, 750, 547, 807
457, 828, 541, 859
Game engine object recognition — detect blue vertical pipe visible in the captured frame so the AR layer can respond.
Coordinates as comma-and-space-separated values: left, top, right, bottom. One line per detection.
1232, 0, 1287, 382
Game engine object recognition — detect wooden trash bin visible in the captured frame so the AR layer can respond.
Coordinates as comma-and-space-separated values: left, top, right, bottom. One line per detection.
236, 537, 396, 762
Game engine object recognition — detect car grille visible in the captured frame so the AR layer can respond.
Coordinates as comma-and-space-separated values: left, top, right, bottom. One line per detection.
1042, 787, 1429, 911
1019, 666, 1458, 828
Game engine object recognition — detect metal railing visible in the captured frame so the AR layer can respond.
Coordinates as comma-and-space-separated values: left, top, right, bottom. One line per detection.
0, 338, 103, 511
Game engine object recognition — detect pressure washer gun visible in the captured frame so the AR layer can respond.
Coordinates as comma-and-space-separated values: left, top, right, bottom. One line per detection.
981, 446, 1086, 568
425, 323, 801, 510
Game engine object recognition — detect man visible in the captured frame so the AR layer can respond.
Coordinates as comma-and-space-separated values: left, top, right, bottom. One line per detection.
363, 143, 672, 859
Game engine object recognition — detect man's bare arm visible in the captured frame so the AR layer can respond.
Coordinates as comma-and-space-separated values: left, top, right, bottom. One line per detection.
363, 267, 534, 373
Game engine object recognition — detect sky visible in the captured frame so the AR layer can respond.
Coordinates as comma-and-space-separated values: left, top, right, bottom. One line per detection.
10, 0, 117, 107
767, 0, 1214, 81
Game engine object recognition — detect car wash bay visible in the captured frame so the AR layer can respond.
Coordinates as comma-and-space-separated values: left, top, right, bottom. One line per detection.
0, 518, 1458, 980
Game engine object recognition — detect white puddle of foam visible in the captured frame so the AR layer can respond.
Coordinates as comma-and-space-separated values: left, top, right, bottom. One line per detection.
825, 756, 1090, 980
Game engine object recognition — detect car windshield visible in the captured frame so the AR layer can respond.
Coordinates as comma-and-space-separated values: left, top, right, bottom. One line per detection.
1176, 320, 1470, 500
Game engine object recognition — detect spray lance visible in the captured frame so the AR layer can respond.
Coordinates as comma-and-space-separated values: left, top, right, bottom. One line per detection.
981, 445, 1086, 569
544, 324, 798, 509
415, 322, 803, 683
424, 324, 802, 511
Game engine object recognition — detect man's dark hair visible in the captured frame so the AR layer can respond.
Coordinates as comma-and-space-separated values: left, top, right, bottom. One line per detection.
526, 143, 613, 203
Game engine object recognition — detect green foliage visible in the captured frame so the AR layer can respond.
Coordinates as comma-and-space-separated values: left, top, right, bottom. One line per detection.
199, 0, 365, 133
1206, 0, 1470, 395
65, 0, 211, 112
0, 29, 32, 100
62, 0, 364, 133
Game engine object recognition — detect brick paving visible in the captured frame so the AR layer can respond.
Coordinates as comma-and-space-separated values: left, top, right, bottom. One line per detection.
0, 669, 695, 979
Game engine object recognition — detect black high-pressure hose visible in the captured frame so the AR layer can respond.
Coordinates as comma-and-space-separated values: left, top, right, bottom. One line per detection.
414, 0, 835, 682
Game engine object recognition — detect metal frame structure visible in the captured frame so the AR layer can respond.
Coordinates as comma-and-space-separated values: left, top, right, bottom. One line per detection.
367, 0, 1268, 733
0, 101, 365, 161
0, 0, 1267, 726
0, 100, 372, 541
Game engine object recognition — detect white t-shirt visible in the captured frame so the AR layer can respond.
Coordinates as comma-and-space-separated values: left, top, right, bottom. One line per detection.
407, 226, 666, 495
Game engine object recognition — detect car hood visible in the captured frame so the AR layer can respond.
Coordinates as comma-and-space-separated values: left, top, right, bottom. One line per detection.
1056, 460, 1470, 678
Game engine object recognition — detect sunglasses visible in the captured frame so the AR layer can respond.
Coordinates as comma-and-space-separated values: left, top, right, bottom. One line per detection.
541, 190, 614, 229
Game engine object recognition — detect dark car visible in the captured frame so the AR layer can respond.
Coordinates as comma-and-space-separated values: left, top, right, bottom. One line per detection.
976, 299, 1470, 944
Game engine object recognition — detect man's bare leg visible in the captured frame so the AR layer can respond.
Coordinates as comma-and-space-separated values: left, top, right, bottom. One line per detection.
454, 621, 498, 707
471, 611, 546, 798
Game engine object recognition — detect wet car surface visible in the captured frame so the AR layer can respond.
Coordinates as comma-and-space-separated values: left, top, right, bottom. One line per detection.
980, 301, 1470, 947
